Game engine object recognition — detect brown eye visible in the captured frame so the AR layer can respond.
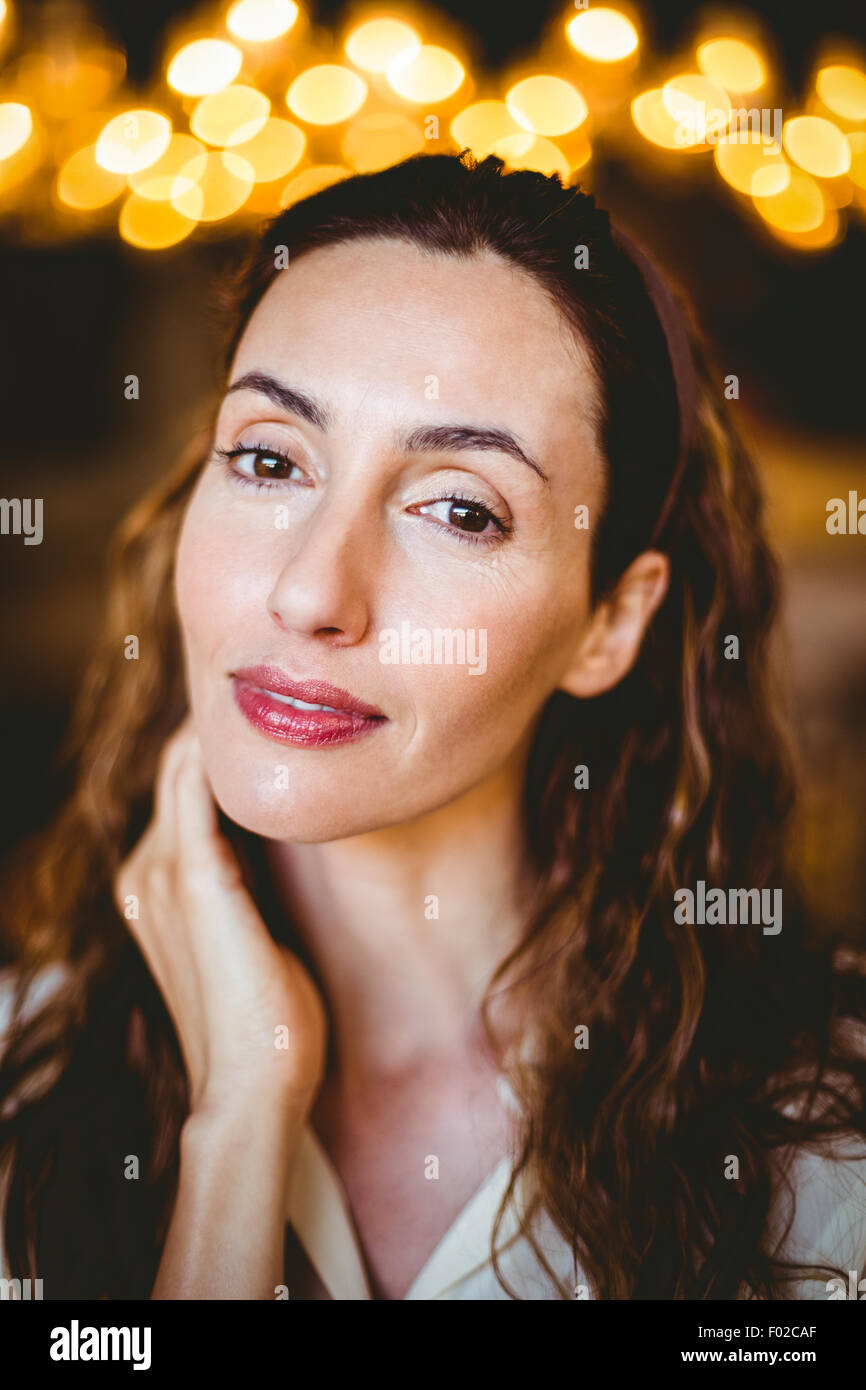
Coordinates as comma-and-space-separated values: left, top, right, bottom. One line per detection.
243, 449, 292, 479
448, 501, 491, 532
215, 441, 310, 491
420, 499, 497, 533
416, 494, 511, 544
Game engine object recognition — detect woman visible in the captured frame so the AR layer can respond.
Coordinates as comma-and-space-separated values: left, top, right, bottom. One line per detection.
1, 149, 865, 1301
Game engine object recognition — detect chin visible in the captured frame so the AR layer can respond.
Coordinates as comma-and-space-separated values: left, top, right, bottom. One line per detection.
202, 755, 385, 843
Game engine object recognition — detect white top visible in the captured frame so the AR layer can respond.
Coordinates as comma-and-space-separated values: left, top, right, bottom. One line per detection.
284, 1101, 866, 1301
285, 1098, 579, 1299
3, 968, 866, 1299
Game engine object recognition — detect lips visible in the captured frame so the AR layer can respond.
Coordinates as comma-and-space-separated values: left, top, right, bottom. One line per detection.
231, 664, 388, 747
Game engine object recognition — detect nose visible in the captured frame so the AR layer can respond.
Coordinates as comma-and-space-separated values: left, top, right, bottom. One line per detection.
266, 489, 375, 646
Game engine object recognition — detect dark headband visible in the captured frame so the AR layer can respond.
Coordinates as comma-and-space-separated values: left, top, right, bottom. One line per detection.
611, 226, 699, 544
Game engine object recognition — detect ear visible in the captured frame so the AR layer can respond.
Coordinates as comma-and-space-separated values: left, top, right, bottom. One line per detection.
558, 550, 670, 699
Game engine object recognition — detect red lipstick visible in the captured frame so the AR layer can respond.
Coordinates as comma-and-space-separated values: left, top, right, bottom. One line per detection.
231, 665, 387, 747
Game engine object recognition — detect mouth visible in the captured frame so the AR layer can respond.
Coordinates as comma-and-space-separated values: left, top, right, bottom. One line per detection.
230, 664, 388, 748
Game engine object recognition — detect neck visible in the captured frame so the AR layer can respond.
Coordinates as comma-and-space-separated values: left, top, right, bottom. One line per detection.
263, 756, 535, 1089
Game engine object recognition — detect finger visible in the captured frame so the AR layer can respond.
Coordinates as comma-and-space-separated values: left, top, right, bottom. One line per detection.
174, 734, 241, 886
116, 855, 177, 996
152, 716, 198, 839
175, 732, 218, 837
153, 713, 195, 786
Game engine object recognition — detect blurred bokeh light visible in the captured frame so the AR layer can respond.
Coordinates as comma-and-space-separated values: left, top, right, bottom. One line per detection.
0, 0, 856, 255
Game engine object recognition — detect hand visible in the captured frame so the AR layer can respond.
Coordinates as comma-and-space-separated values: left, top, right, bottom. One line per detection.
114, 717, 328, 1121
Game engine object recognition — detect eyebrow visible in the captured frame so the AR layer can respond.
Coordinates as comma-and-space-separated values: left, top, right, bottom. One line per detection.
225, 370, 550, 484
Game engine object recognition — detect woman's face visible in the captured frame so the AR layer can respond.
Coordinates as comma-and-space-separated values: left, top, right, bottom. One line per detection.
175, 237, 606, 841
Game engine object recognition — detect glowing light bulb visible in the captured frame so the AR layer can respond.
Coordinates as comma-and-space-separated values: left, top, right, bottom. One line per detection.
754, 168, 826, 233
386, 46, 464, 104
0, 102, 32, 160
489, 133, 571, 180
167, 39, 242, 96
128, 135, 208, 201
227, 0, 298, 43
758, 199, 839, 251
171, 150, 254, 220
505, 76, 587, 137
632, 89, 700, 151
450, 101, 522, 158
345, 19, 420, 74
662, 75, 731, 146
191, 85, 270, 146
566, 9, 638, 63
121, 194, 198, 249
714, 132, 789, 196
846, 131, 866, 191
816, 66, 866, 123
57, 144, 126, 209
783, 115, 851, 178
696, 37, 765, 92
229, 118, 305, 181
95, 111, 172, 175
341, 113, 424, 172
287, 65, 367, 124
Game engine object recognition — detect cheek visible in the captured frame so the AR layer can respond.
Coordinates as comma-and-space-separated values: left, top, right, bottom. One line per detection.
409, 566, 591, 753
174, 490, 268, 660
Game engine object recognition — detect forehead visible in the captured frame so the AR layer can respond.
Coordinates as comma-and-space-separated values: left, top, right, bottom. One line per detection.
230, 237, 601, 460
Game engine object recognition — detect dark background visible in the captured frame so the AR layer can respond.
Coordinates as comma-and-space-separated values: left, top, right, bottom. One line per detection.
1, 0, 864, 931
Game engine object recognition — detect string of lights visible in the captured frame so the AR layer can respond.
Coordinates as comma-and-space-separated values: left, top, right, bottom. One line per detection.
0, 0, 862, 251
